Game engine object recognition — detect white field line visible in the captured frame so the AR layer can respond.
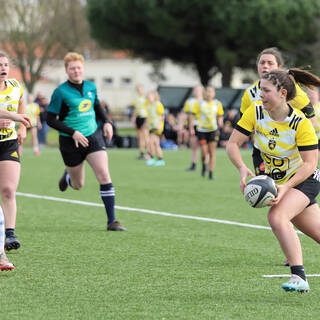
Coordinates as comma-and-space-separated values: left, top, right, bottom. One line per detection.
16, 192, 303, 234
263, 274, 320, 278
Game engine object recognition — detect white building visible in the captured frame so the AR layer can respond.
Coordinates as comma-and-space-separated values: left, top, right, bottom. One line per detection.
34, 58, 255, 112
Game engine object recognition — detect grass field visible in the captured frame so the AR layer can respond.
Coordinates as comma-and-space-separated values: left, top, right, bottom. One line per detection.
1, 146, 320, 319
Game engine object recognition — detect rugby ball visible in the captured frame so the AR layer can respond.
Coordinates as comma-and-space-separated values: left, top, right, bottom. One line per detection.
244, 175, 277, 208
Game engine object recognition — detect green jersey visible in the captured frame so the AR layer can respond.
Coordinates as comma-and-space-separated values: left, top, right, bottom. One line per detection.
48, 80, 98, 137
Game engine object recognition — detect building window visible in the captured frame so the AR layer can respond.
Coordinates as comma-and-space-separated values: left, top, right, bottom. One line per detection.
86, 77, 95, 83
103, 77, 114, 87
121, 77, 132, 87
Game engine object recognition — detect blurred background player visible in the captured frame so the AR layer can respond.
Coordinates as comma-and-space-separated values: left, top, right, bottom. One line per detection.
183, 85, 204, 171
0, 52, 29, 251
193, 86, 224, 180
131, 84, 149, 159
240, 47, 316, 176
307, 88, 320, 152
25, 93, 41, 155
145, 91, 165, 166
47, 52, 126, 231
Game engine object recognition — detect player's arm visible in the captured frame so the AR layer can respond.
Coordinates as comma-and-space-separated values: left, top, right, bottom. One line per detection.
17, 95, 27, 144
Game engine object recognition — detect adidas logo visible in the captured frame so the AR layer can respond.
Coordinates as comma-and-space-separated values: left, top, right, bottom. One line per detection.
269, 128, 279, 137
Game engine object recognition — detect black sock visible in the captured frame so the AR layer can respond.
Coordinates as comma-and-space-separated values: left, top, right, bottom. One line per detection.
209, 171, 213, 179
290, 265, 306, 281
190, 163, 196, 169
100, 183, 115, 225
5, 228, 15, 238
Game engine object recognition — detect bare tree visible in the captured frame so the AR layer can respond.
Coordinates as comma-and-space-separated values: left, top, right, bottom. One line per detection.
0, 0, 90, 93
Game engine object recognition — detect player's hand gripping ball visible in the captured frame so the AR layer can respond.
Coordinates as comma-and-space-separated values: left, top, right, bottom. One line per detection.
244, 175, 277, 208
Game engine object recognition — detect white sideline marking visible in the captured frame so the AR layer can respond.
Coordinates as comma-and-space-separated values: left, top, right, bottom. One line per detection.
16, 192, 302, 234
263, 274, 320, 278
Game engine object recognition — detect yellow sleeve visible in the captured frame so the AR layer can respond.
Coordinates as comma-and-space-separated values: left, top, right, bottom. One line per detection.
183, 100, 189, 113
217, 102, 224, 116
296, 117, 318, 149
157, 103, 164, 115
290, 84, 309, 110
237, 103, 256, 134
240, 89, 251, 115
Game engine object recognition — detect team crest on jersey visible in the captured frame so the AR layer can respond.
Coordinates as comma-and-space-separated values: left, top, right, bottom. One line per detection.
269, 128, 279, 137
7, 105, 15, 111
268, 139, 276, 150
78, 99, 92, 112
5, 96, 10, 101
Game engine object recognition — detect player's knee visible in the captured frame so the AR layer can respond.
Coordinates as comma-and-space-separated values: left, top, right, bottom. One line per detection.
0, 186, 16, 200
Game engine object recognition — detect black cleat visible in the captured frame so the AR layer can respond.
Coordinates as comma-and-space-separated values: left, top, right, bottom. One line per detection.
5, 235, 21, 251
59, 170, 68, 192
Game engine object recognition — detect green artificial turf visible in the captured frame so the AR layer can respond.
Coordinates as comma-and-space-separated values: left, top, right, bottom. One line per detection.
1, 147, 320, 319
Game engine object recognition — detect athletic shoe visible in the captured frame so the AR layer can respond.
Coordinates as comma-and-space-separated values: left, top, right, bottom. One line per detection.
0, 252, 14, 270
5, 235, 21, 251
146, 158, 155, 166
155, 159, 165, 166
186, 165, 196, 171
59, 170, 68, 192
208, 174, 215, 180
282, 274, 310, 293
137, 154, 145, 160
107, 220, 126, 231
34, 150, 40, 156
284, 259, 290, 266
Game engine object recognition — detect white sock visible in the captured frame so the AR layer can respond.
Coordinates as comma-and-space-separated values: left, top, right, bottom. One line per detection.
0, 206, 4, 252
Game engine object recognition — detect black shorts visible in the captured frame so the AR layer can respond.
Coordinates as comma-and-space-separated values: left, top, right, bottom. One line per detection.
318, 139, 320, 150
197, 130, 219, 143
252, 146, 265, 175
0, 139, 20, 163
294, 169, 320, 207
59, 129, 106, 167
136, 117, 146, 129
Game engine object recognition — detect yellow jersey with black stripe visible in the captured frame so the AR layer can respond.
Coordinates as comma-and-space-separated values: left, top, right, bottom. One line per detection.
194, 99, 224, 132
313, 103, 320, 139
183, 97, 202, 126
147, 101, 164, 134
236, 103, 318, 184
133, 95, 148, 118
240, 80, 314, 118
0, 79, 24, 142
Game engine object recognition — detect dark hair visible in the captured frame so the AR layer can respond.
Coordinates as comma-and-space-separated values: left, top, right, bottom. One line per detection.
262, 68, 320, 101
256, 47, 284, 68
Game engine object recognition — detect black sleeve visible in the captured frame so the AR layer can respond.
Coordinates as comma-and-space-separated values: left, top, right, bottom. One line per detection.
94, 99, 110, 124
46, 112, 75, 136
300, 102, 315, 119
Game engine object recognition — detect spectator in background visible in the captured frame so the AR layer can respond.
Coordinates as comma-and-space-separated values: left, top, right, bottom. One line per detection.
25, 94, 41, 155
176, 111, 189, 149
219, 120, 233, 148
131, 84, 149, 159
161, 112, 178, 150
35, 92, 49, 147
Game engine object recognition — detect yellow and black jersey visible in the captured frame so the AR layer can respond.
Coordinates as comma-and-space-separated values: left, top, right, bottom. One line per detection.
147, 101, 165, 134
133, 95, 148, 118
26, 102, 40, 128
193, 99, 224, 132
0, 79, 24, 142
183, 97, 202, 126
236, 103, 318, 184
240, 80, 314, 119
